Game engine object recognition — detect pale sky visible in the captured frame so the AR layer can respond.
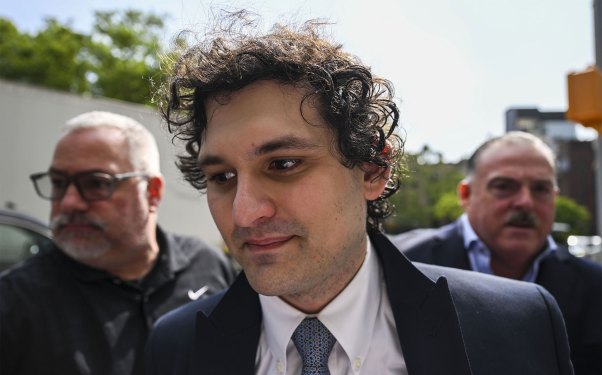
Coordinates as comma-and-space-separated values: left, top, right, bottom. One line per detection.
1, 0, 597, 162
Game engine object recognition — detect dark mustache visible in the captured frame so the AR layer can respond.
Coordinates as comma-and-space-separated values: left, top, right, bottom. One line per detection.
505, 210, 538, 228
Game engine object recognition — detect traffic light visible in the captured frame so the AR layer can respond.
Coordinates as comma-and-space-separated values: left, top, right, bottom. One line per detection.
566, 66, 602, 132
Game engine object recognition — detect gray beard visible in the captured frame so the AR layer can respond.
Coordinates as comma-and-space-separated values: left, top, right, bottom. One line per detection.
54, 232, 112, 261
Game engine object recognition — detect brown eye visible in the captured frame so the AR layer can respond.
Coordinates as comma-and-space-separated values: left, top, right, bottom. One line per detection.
269, 159, 300, 171
488, 178, 520, 198
49, 176, 67, 189
78, 175, 115, 199
80, 176, 112, 191
531, 182, 554, 199
210, 171, 236, 185
48, 175, 69, 198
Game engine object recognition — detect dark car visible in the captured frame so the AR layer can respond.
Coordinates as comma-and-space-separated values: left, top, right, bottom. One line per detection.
0, 209, 52, 272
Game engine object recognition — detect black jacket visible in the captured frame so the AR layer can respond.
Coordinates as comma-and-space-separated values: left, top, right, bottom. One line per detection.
390, 221, 602, 375
145, 232, 573, 375
0, 226, 236, 375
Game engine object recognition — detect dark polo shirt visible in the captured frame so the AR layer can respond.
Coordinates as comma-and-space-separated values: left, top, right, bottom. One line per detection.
0, 226, 236, 375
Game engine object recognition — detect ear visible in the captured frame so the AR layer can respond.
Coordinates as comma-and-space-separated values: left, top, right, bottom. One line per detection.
457, 180, 470, 209
147, 176, 164, 211
361, 163, 389, 201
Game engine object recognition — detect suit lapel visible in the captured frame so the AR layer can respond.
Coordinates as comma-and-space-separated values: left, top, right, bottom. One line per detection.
371, 233, 472, 374
536, 248, 580, 322
431, 221, 472, 270
191, 234, 472, 374
193, 274, 262, 374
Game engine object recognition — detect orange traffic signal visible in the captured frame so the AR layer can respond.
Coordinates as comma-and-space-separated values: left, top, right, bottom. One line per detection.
566, 66, 602, 131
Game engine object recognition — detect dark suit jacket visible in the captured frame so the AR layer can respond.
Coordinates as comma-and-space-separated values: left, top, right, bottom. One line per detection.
145, 232, 573, 375
390, 221, 602, 375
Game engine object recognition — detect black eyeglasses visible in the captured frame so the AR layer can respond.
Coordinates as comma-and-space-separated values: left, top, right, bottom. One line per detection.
30, 171, 149, 202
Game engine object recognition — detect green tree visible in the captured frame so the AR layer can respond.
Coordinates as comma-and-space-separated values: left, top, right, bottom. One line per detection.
385, 145, 464, 233
88, 10, 165, 104
0, 18, 89, 92
433, 191, 463, 223
554, 195, 591, 243
0, 9, 166, 105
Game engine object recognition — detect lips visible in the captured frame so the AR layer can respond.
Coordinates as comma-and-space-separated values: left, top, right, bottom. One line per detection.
508, 221, 535, 229
233, 220, 306, 252
59, 223, 100, 231
243, 235, 294, 251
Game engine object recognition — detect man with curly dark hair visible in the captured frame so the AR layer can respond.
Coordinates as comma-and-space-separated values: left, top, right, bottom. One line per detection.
145, 11, 573, 375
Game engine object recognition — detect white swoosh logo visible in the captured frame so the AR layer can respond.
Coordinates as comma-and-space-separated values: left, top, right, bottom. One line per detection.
188, 285, 209, 300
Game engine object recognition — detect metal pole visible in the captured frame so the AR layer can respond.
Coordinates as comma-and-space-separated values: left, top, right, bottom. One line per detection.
593, 0, 602, 69
594, 0, 602, 235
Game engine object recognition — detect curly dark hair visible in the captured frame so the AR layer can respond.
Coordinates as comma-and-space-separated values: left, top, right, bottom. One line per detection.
158, 11, 405, 232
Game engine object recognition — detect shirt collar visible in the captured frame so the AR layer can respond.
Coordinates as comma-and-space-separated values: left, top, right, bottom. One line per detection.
259, 236, 382, 372
460, 214, 480, 249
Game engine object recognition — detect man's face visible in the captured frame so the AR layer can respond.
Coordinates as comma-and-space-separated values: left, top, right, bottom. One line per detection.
461, 141, 557, 263
200, 81, 386, 313
49, 128, 153, 270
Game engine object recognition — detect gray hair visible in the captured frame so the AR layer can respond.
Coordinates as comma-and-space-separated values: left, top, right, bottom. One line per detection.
63, 111, 161, 176
465, 131, 556, 184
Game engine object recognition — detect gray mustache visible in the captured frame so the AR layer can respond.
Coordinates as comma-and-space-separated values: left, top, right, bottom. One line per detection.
50, 214, 105, 231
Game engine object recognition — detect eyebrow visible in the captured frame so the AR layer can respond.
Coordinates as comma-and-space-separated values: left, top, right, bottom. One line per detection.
198, 135, 323, 169
254, 135, 322, 155
48, 167, 107, 175
487, 176, 556, 186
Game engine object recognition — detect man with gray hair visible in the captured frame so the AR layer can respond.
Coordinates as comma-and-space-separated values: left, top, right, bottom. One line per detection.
391, 131, 602, 374
0, 111, 236, 375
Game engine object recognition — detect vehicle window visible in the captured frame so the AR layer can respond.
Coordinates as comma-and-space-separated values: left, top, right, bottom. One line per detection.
0, 224, 51, 271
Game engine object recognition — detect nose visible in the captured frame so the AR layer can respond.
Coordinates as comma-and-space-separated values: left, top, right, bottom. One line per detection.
512, 185, 534, 209
231, 177, 276, 227
56, 183, 89, 212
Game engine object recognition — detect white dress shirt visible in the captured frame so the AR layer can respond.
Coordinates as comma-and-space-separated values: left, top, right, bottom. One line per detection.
255, 237, 407, 374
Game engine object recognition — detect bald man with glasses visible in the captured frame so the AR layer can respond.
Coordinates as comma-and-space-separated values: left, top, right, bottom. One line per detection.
0, 111, 236, 375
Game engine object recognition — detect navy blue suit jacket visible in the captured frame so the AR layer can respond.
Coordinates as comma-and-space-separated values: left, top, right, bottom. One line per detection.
390, 221, 601, 374
145, 232, 573, 374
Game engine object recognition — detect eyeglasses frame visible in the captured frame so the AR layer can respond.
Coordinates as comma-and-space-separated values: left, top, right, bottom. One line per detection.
29, 171, 150, 202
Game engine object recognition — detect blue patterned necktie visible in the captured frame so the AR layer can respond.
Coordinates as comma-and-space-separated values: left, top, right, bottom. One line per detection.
292, 318, 337, 375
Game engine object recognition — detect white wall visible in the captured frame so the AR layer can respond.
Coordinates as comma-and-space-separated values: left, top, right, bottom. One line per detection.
0, 79, 223, 247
